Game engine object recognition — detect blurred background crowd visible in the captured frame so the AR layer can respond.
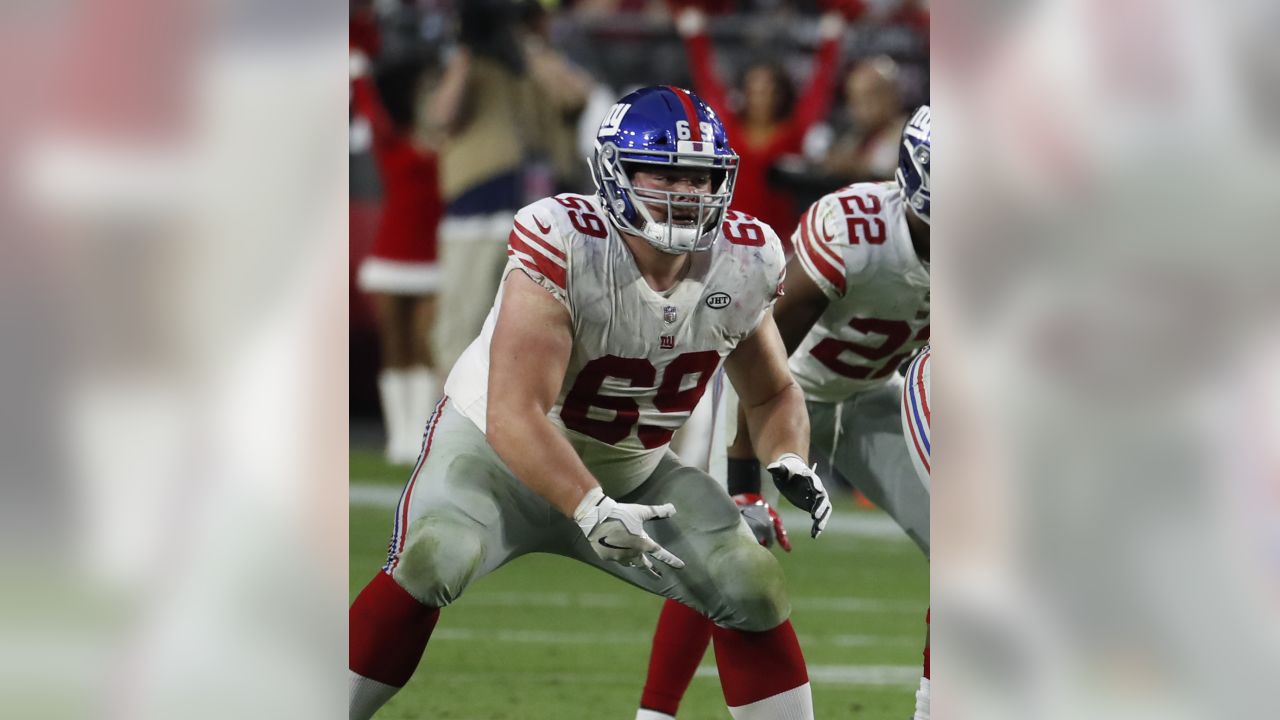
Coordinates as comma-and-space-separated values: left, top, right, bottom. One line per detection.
348, 0, 930, 460
2, 0, 1274, 717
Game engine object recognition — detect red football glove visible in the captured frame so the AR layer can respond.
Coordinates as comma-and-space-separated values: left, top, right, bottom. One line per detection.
733, 493, 792, 552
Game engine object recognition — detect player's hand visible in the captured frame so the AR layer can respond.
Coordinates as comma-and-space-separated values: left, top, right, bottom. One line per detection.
672, 6, 707, 37
733, 493, 791, 552
574, 488, 686, 577
766, 454, 833, 539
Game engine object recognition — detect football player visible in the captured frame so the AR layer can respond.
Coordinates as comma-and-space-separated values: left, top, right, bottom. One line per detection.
901, 344, 931, 720
349, 85, 834, 720
635, 106, 932, 720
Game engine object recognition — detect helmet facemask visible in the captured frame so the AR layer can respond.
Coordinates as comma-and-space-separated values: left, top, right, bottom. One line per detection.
897, 141, 931, 225
591, 141, 738, 254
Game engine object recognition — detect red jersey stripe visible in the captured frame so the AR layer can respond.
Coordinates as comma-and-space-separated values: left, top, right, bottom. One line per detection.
805, 205, 844, 269
915, 351, 931, 424
906, 397, 931, 474
512, 219, 567, 261
798, 208, 845, 293
508, 231, 567, 289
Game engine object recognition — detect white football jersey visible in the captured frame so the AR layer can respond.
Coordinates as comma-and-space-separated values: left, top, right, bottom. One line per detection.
789, 181, 930, 403
445, 194, 786, 494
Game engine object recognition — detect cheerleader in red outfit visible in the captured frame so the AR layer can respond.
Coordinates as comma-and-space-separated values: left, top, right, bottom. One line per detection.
351, 49, 443, 465
675, 4, 846, 245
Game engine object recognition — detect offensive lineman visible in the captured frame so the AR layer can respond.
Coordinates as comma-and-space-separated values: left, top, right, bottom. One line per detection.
636, 106, 932, 720
348, 86, 834, 720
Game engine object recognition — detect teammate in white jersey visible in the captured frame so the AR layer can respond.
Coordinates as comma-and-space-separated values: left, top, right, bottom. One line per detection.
901, 344, 932, 720
635, 106, 932, 720
349, 85, 835, 720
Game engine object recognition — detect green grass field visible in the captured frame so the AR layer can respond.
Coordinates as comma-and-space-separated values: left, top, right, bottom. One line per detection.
351, 448, 927, 719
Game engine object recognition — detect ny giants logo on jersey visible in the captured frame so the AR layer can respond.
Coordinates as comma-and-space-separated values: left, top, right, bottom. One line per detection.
659, 336, 675, 350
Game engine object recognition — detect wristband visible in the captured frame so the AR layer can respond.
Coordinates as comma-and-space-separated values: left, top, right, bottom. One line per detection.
726, 458, 762, 495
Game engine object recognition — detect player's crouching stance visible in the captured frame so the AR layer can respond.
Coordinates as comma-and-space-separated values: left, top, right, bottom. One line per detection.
349, 85, 832, 720
635, 106, 932, 720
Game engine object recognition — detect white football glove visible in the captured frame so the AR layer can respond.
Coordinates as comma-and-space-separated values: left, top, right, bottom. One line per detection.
766, 453, 833, 539
573, 487, 686, 577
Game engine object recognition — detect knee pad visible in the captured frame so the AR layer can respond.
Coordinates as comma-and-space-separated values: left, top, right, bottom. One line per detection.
395, 514, 486, 607
708, 540, 790, 632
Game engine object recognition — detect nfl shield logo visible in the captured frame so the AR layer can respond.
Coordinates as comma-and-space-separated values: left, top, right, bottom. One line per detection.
663, 305, 677, 324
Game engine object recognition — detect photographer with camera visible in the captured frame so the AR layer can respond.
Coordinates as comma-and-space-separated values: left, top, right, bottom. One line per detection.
429, 0, 595, 377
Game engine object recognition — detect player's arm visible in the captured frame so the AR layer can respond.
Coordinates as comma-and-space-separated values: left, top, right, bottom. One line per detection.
774, 253, 833, 355
724, 311, 807, 471
725, 251, 834, 544
486, 271, 684, 574
486, 271, 595, 516
426, 47, 472, 134
727, 252, 831, 458
724, 311, 832, 538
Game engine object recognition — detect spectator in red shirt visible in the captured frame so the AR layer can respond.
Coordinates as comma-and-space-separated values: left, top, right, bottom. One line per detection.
675, 5, 846, 244
350, 49, 444, 465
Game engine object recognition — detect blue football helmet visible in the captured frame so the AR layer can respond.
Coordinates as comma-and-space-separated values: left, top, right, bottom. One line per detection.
897, 105, 931, 225
589, 86, 739, 253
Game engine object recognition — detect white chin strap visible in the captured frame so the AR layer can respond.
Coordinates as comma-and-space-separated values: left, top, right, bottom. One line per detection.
642, 221, 702, 254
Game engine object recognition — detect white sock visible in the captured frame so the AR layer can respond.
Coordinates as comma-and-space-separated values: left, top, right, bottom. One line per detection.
913, 677, 930, 720
378, 369, 409, 464
635, 710, 676, 720
727, 682, 814, 720
403, 365, 438, 460
349, 671, 400, 720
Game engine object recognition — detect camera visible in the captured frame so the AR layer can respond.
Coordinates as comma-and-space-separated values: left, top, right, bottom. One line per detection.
457, 0, 542, 74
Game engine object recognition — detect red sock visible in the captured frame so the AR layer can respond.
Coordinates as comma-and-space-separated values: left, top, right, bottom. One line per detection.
923, 608, 930, 679
710, 620, 809, 707
639, 599, 714, 715
350, 571, 440, 687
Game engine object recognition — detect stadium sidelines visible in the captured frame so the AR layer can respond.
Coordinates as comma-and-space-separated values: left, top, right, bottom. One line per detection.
350, 481, 911, 539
